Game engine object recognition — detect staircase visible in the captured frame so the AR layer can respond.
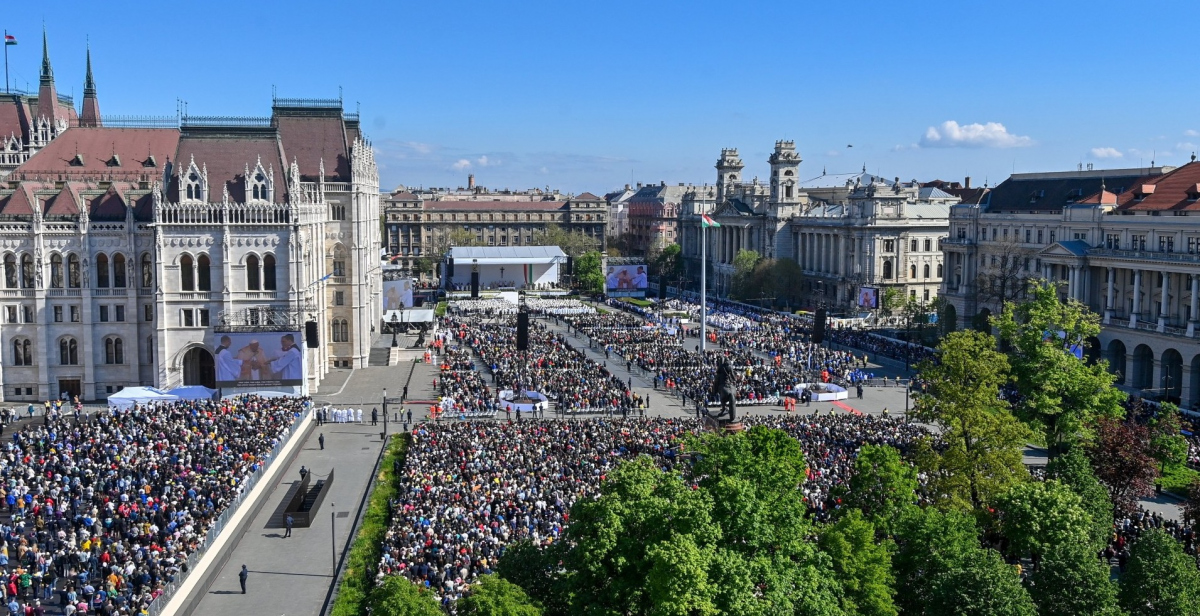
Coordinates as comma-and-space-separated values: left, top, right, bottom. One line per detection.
301, 479, 325, 511
369, 348, 390, 367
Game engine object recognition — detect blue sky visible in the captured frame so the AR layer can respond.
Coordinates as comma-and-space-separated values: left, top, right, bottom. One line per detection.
11, 0, 1200, 193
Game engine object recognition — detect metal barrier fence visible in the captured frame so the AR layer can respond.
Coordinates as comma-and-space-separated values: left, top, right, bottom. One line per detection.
145, 406, 310, 616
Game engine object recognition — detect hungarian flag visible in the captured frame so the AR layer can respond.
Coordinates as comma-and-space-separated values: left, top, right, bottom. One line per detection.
4, 35, 15, 46
701, 214, 720, 228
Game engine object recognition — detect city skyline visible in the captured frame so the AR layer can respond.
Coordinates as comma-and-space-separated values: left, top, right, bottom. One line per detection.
9, 0, 1200, 193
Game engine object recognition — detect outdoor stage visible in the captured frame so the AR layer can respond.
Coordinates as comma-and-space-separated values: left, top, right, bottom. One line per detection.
443, 246, 567, 290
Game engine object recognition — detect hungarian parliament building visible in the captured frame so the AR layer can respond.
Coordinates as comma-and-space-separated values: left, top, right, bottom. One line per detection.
0, 34, 381, 401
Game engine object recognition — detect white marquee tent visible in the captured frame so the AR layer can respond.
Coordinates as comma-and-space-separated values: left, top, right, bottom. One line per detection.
107, 387, 178, 410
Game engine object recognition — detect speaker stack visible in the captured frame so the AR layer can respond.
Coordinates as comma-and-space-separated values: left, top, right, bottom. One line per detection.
813, 308, 827, 345
516, 312, 530, 351
305, 321, 320, 348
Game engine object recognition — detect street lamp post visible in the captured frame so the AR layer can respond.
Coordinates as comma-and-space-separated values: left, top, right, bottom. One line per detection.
330, 501, 337, 574
382, 388, 388, 440
390, 313, 400, 347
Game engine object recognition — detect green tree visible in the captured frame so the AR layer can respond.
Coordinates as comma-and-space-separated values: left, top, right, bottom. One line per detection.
653, 244, 684, 287
457, 575, 543, 616
1118, 529, 1200, 616
818, 510, 897, 616
556, 429, 845, 616
892, 507, 983, 615
1185, 478, 1200, 528
994, 480, 1097, 558
994, 280, 1125, 453
1090, 416, 1158, 517
1045, 448, 1114, 551
1028, 541, 1122, 616
365, 575, 444, 616
913, 330, 1029, 510
836, 444, 918, 536
730, 249, 761, 299
496, 540, 566, 615
925, 548, 1037, 616
573, 251, 604, 294
880, 288, 902, 316
532, 224, 599, 257
1149, 402, 1189, 477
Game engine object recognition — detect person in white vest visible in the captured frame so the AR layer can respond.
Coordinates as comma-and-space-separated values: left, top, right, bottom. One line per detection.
356, 408, 363, 423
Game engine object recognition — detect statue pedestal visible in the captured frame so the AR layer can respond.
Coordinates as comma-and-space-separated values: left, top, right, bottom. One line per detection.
723, 422, 745, 434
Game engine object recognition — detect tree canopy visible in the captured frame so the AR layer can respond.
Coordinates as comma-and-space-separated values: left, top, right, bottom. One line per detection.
913, 330, 1029, 510
994, 281, 1124, 453
573, 251, 604, 294
1118, 529, 1200, 616
366, 575, 445, 616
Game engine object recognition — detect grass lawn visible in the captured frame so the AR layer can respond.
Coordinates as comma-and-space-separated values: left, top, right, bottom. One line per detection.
1157, 464, 1200, 496
434, 301, 447, 317
621, 297, 655, 308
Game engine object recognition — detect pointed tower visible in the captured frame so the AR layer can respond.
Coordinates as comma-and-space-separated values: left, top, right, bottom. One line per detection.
79, 46, 101, 127
35, 29, 64, 126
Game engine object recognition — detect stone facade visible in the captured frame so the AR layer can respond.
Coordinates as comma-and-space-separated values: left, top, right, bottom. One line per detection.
0, 41, 379, 401
941, 162, 1200, 408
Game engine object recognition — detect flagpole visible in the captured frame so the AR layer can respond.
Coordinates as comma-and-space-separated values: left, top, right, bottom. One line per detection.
700, 221, 707, 355
4, 30, 9, 94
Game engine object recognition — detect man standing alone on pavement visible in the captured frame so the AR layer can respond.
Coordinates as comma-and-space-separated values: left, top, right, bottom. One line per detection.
284, 515, 293, 538
239, 565, 248, 594
319, 433, 325, 450
371, 408, 378, 426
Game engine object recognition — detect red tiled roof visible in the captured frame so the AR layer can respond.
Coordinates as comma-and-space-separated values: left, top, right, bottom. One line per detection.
15, 127, 180, 179
42, 184, 80, 216
424, 200, 567, 211
0, 184, 36, 216
90, 185, 127, 221
1101, 162, 1200, 211
388, 192, 417, 200
0, 97, 31, 144
276, 115, 349, 181
171, 133, 288, 204
574, 192, 602, 201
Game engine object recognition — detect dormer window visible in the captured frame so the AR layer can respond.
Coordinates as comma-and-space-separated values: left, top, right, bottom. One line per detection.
1187, 183, 1200, 201
247, 159, 273, 202
69, 154, 84, 167
1134, 184, 1156, 200
142, 155, 156, 168
106, 154, 121, 167
185, 172, 201, 200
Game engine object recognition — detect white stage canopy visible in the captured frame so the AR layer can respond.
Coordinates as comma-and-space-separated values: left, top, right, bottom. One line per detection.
446, 245, 567, 265
107, 387, 178, 410
167, 385, 218, 401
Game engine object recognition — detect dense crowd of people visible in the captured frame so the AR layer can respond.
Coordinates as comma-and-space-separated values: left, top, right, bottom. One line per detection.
0, 395, 307, 615
380, 413, 928, 607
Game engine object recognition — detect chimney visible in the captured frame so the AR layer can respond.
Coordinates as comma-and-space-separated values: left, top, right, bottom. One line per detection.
467, 174, 475, 190
964, 176, 971, 189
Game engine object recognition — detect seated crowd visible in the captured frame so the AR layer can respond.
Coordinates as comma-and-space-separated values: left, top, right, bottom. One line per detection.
0, 395, 307, 615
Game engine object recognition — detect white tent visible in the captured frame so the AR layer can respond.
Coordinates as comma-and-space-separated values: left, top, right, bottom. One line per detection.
166, 385, 218, 401
107, 387, 178, 410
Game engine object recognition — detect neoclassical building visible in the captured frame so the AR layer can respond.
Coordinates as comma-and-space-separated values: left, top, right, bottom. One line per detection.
942, 162, 1200, 407
0, 40, 379, 401
679, 142, 953, 311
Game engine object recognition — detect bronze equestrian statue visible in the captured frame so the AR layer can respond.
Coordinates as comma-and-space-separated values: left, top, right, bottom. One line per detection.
710, 358, 737, 423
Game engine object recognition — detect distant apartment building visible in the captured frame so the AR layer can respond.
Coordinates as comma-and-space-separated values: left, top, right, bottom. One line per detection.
942, 161, 1200, 407
627, 182, 691, 253
604, 184, 636, 238
382, 178, 606, 272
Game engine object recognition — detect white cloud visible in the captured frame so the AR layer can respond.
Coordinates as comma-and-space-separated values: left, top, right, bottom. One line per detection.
825, 149, 841, 157
1177, 142, 1198, 153
452, 159, 471, 170
1185, 129, 1200, 137
539, 166, 549, 174
1090, 147, 1123, 159
476, 155, 500, 167
919, 120, 1033, 148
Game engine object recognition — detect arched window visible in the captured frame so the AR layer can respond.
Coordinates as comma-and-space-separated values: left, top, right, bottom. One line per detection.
198, 254, 211, 291
20, 253, 33, 288
68, 253, 81, 288
141, 253, 153, 288
50, 254, 63, 288
937, 263, 943, 278
96, 253, 110, 288
112, 253, 126, 287
263, 254, 276, 291
910, 264, 917, 279
923, 263, 931, 279
4, 254, 16, 288
59, 338, 78, 365
179, 255, 195, 291
246, 254, 261, 290
331, 319, 350, 342
882, 260, 893, 280
105, 337, 124, 364
11, 339, 31, 366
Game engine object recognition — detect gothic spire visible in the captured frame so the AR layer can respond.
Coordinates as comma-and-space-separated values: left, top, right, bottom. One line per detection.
40, 28, 53, 86
84, 45, 96, 97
